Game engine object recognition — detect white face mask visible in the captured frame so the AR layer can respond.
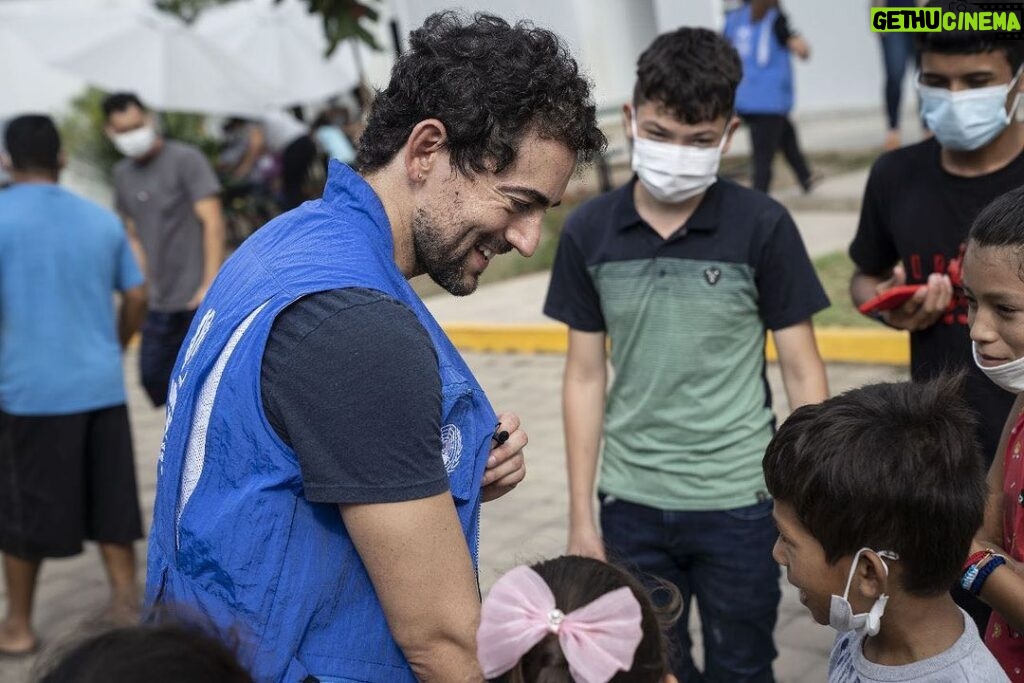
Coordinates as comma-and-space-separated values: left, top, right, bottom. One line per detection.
918, 68, 1023, 151
829, 547, 897, 637
111, 124, 157, 159
630, 115, 727, 204
973, 342, 1024, 393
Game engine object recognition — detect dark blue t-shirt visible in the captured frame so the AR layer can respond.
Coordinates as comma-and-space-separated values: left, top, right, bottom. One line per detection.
260, 287, 449, 504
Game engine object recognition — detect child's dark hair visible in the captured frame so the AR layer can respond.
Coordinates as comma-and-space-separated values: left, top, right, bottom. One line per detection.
969, 185, 1024, 279
634, 27, 742, 124
492, 556, 674, 683
34, 622, 253, 683
916, 0, 1024, 73
763, 374, 985, 597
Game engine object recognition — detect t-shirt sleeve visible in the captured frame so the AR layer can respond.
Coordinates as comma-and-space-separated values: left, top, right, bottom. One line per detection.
179, 146, 222, 205
849, 160, 899, 276
755, 209, 830, 330
115, 223, 144, 291
543, 228, 605, 332
261, 289, 448, 505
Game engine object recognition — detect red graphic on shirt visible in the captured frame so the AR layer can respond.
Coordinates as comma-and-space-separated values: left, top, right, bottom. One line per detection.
906, 244, 968, 326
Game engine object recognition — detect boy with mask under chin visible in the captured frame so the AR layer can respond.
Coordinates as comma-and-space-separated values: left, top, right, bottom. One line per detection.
764, 375, 1008, 683
543, 27, 828, 682
848, 0, 1024, 632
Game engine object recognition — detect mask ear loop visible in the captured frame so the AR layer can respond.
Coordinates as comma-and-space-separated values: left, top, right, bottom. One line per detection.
841, 548, 898, 601
1006, 66, 1024, 123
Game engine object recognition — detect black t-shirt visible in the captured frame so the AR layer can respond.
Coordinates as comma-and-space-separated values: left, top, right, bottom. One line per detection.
260, 287, 449, 505
849, 137, 1024, 463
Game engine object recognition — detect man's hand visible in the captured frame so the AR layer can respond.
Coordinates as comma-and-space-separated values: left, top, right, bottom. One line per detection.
878, 265, 953, 332
186, 283, 210, 311
481, 412, 526, 502
787, 35, 811, 60
567, 521, 606, 561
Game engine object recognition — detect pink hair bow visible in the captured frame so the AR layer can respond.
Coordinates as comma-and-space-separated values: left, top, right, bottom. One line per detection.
477, 565, 644, 683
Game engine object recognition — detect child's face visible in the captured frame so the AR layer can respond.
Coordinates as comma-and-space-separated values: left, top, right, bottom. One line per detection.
964, 242, 1024, 365
623, 101, 737, 151
771, 501, 867, 625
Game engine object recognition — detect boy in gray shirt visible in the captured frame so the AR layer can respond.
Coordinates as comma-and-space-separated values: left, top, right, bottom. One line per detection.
763, 375, 1008, 683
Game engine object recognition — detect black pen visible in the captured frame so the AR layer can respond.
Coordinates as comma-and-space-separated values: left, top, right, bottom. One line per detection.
492, 421, 510, 447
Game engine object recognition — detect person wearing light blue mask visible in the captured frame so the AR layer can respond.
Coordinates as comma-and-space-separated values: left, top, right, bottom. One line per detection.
849, 2, 1024, 635
545, 26, 829, 683
765, 376, 1008, 683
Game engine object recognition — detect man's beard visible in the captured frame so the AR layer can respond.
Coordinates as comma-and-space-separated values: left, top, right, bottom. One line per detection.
412, 208, 477, 296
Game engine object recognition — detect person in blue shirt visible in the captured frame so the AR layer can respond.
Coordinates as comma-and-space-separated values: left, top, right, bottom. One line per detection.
0, 115, 147, 656
145, 12, 606, 682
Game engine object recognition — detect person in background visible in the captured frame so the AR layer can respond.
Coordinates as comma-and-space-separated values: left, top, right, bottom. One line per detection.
0, 115, 147, 656
724, 0, 818, 193
311, 111, 356, 167
103, 92, 225, 408
226, 111, 319, 211
874, 0, 925, 151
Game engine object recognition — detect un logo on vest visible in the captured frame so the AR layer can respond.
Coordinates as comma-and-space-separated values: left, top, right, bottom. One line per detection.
440, 424, 463, 474
704, 267, 722, 285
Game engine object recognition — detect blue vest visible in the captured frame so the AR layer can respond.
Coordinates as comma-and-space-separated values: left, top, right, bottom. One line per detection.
145, 162, 495, 682
725, 6, 794, 115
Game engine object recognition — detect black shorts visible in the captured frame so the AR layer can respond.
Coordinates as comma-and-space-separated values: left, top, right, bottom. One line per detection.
0, 405, 143, 559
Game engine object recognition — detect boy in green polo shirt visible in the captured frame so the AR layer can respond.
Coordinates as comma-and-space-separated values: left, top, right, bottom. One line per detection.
543, 26, 829, 682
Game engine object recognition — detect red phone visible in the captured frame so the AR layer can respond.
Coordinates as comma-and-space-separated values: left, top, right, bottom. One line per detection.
857, 284, 926, 315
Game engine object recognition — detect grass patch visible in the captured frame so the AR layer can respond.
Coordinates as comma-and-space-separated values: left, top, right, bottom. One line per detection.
812, 251, 874, 328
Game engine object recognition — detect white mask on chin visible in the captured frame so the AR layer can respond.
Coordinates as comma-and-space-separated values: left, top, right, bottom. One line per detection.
630, 115, 727, 204
973, 342, 1024, 393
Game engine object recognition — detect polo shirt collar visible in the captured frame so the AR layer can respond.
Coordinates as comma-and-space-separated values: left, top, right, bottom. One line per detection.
612, 176, 724, 234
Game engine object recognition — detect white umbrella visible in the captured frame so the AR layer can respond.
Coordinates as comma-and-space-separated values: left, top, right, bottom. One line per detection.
44, 10, 275, 116
0, 25, 85, 117
194, 0, 364, 107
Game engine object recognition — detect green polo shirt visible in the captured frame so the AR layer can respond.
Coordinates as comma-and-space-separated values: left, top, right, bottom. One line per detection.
544, 178, 828, 511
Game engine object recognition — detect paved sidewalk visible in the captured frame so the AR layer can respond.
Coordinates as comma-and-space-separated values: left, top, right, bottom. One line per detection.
0, 345, 905, 683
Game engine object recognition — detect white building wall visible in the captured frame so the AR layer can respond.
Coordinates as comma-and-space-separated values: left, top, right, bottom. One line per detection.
366, 0, 889, 117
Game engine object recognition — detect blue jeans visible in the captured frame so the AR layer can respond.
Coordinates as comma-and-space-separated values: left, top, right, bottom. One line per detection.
600, 495, 780, 683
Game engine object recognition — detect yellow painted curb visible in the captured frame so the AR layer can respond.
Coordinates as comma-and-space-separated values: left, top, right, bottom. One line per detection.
441, 323, 910, 365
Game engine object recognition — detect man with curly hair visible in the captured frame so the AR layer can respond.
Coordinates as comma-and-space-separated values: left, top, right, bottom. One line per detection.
545, 27, 828, 681
145, 11, 604, 683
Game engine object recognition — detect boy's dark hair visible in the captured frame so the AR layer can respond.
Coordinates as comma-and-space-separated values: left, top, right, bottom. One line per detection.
34, 623, 253, 683
634, 27, 742, 124
763, 374, 986, 597
101, 92, 147, 120
4, 115, 61, 173
916, 1, 1024, 73
969, 185, 1024, 279
356, 11, 606, 176
493, 556, 674, 683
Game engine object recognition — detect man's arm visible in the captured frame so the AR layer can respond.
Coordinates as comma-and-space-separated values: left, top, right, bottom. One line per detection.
772, 320, 828, 411
342, 494, 483, 682
122, 215, 147, 278
564, 328, 607, 560
189, 196, 226, 310
118, 284, 147, 349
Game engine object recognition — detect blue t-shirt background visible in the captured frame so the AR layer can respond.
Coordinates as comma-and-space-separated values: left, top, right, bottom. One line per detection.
0, 183, 144, 415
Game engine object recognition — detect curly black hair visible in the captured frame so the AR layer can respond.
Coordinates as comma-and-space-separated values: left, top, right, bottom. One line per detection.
634, 27, 742, 124
356, 11, 606, 175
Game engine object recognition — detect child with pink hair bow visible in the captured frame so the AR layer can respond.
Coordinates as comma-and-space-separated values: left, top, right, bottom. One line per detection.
477, 556, 679, 683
